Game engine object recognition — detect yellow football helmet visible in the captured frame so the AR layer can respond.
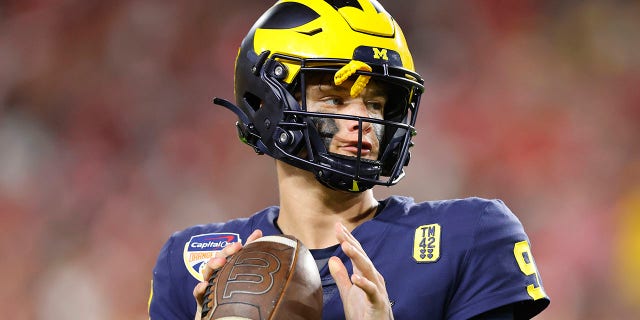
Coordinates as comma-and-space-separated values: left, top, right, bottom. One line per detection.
214, 0, 424, 192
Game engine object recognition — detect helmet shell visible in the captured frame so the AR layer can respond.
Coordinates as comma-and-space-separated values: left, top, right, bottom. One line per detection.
224, 0, 424, 192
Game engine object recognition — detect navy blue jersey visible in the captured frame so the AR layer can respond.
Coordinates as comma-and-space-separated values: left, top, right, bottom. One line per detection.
149, 196, 549, 319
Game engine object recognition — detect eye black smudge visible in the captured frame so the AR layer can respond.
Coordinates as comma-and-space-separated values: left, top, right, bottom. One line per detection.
311, 117, 385, 152
372, 122, 384, 144
311, 117, 338, 148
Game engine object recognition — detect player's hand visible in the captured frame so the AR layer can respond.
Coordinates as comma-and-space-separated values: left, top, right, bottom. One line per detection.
329, 222, 394, 320
193, 229, 263, 320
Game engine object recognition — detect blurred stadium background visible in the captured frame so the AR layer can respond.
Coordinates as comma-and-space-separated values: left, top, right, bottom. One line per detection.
1, 0, 639, 319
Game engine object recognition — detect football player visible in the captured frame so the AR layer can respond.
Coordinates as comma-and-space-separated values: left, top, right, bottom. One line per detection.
149, 0, 550, 319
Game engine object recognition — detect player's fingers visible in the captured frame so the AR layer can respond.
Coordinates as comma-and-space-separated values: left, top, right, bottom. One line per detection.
335, 222, 364, 251
336, 224, 381, 284
341, 240, 380, 284
201, 241, 240, 280
221, 241, 243, 256
193, 281, 208, 305
245, 229, 263, 244
328, 256, 352, 298
351, 273, 385, 305
194, 301, 203, 320
201, 256, 224, 283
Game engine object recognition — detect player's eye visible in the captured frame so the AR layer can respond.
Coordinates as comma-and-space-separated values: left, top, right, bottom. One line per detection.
367, 100, 385, 117
367, 101, 383, 111
322, 97, 343, 106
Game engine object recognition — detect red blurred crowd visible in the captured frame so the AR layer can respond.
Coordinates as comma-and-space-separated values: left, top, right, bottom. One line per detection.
0, 1, 638, 319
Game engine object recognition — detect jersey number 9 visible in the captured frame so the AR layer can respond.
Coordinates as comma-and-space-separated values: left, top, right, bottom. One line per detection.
513, 241, 546, 300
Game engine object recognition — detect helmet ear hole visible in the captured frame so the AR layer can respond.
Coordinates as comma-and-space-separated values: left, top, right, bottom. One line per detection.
243, 92, 262, 112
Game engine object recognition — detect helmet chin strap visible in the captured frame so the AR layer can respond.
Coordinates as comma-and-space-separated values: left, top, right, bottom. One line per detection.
315, 153, 381, 193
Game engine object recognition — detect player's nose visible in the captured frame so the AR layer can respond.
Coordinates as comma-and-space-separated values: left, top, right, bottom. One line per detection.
344, 100, 372, 132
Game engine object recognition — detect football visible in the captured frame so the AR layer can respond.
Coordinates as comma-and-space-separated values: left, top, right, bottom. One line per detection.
201, 234, 323, 320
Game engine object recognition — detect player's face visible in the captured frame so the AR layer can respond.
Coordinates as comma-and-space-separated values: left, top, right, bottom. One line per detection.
305, 78, 387, 161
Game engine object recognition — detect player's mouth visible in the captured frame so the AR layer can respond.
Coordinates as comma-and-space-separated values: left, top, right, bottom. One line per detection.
338, 140, 373, 157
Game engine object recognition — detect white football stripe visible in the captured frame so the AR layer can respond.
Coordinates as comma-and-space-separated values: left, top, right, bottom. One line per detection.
253, 235, 297, 248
